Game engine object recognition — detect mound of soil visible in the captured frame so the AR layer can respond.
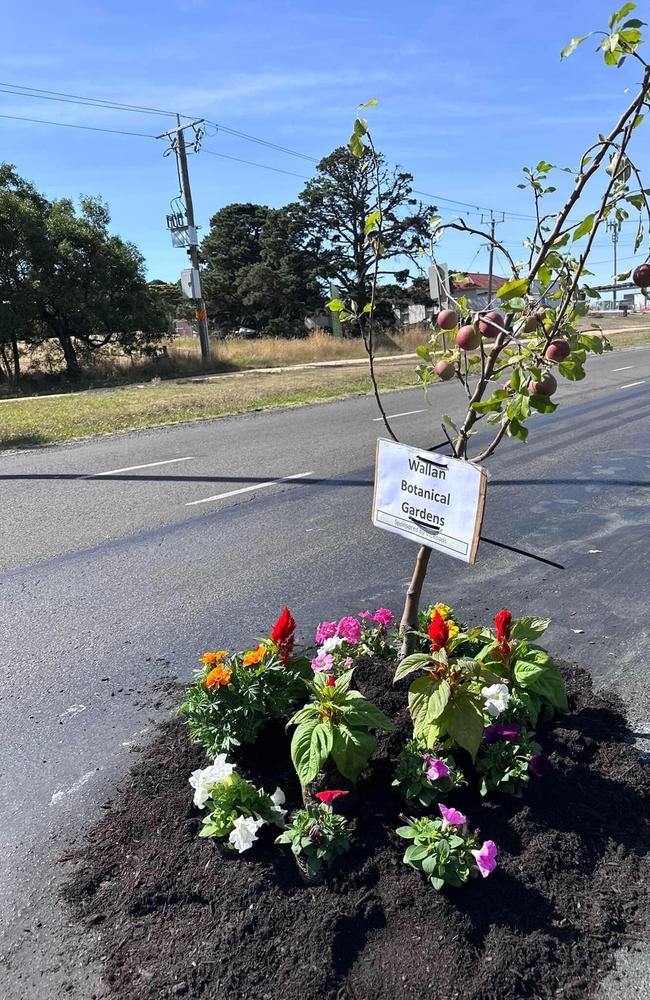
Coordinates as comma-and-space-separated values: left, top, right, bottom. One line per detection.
64, 662, 650, 1000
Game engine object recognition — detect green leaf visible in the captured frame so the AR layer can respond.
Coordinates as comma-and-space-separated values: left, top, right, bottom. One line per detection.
343, 698, 395, 732
635, 220, 644, 252
349, 132, 364, 159
394, 653, 433, 682
408, 674, 442, 735
358, 98, 378, 108
425, 679, 452, 724
291, 719, 319, 785
308, 722, 333, 780
507, 393, 531, 422
441, 690, 484, 759
511, 616, 551, 641
578, 333, 604, 354
572, 214, 595, 241
609, 3, 636, 28
558, 359, 586, 381
560, 33, 592, 59
496, 277, 529, 301
331, 725, 376, 781
514, 659, 568, 713
364, 210, 381, 235
507, 417, 529, 442
327, 298, 345, 312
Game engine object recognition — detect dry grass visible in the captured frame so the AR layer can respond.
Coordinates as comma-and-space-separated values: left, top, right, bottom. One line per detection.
0, 359, 419, 450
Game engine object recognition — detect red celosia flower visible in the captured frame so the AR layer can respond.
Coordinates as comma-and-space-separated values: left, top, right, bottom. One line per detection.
495, 609, 512, 657
325, 675, 336, 687
315, 790, 349, 807
428, 611, 450, 652
270, 606, 296, 664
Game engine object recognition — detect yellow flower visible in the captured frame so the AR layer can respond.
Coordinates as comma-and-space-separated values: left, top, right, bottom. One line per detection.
431, 603, 452, 621
201, 650, 228, 667
446, 620, 460, 640
242, 645, 267, 667
204, 664, 232, 689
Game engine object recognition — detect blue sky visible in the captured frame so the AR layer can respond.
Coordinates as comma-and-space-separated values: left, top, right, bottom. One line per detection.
0, 0, 647, 285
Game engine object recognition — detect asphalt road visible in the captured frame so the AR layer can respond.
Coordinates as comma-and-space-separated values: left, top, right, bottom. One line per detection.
1, 346, 649, 998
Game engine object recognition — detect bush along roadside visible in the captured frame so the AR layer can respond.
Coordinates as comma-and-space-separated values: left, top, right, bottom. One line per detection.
179, 604, 568, 891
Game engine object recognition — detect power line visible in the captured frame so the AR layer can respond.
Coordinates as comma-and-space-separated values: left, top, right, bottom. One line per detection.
0, 112, 154, 138
414, 187, 537, 222
201, 147, 311, 179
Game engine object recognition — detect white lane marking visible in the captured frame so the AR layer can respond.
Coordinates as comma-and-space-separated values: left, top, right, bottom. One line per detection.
612, 365, 633, 372
619, 380, 647, 389
50, 770, 98, 805
186, 471, 314, 507
90, 456, 194, 477
372, 409, 426, 422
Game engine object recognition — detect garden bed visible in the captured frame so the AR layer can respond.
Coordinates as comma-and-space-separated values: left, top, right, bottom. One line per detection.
64, 660, 650, 1000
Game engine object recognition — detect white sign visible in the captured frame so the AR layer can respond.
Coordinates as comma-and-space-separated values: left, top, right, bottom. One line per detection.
372, 439, 487, 564
428, 262, 449, 306
181, 267, 202, 299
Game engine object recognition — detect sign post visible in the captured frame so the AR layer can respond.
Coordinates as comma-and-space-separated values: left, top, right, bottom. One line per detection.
372, 439, 487, 564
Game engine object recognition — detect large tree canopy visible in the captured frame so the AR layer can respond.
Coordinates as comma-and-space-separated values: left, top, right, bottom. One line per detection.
298, 146, 430, 325
201, 202, 325, 336
0, 164, 166, 381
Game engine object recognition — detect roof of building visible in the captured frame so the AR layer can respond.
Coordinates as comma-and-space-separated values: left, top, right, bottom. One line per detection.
452, 272, 508, 291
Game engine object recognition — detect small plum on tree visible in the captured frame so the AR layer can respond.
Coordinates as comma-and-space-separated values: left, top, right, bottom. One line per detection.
544, 339, 571, 362
479, 311, 504, 339
455, 325, 481, 351
437, 309, 458, 330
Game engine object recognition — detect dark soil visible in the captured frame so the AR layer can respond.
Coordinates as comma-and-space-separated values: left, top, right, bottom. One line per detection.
64, 662, 650, 1000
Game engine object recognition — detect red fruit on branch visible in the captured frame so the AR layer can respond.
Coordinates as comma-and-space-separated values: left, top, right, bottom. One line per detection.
434, 360, 455, 381
437, 309, 458, 330
633, 263, 650, 288
479, 311, 504, 339
530, 373, 558, 396
544, 339, 571, 362
455, 325, 481, 351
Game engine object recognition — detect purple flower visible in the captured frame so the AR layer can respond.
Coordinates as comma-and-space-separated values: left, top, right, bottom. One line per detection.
342, 656, 353, 669
439, 803, 467, 828
315, 621, 338, 645
372, 608, 394, 626
528, 753, 552, 777
483, 722, 521, 744
311, 652, 334, 673
471, 840, 498, 878
337, 616, 362, 645
423, 754, 450, 782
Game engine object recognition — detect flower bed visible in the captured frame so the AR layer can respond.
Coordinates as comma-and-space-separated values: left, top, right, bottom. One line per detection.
64, 608, 650, 1000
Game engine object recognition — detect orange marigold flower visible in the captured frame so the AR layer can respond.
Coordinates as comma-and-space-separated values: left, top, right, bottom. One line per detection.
204, 664, 232, 689
242, 645, 266, 667
201, 650, 228, 667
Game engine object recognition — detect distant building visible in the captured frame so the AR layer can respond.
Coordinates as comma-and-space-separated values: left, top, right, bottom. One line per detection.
451, 272, 508, 310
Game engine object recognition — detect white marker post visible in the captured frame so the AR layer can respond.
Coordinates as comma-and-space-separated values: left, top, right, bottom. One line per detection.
372, 439, 488, 564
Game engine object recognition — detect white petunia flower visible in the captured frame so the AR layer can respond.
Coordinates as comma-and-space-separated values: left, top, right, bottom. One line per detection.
321, 635, 344, 654
270, 786, 287, 820
228, 815, 265, 853
189, 754, 234, 808
481, 683, 510, 719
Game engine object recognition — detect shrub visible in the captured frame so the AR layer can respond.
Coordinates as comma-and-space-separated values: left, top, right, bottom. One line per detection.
397, 805, 498, 890
276, 791, 351, 879
392, 739, 466, 808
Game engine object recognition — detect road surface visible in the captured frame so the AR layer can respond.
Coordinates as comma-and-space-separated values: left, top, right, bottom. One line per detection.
1, 346, 649, 998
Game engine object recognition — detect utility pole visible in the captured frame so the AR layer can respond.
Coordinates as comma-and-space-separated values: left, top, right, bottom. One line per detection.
157, 116, 211, 365
607, 219, 622, 306
480, 211, 505, 306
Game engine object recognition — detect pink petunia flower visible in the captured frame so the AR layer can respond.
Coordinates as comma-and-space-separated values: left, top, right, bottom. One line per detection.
315, 621, 338, 645
359, 610, 373, 619
311, 652, 334, 673
471, 840, 498, 878
423, 754, 450, 782
337, 616, 362, 644
439, 803, 467, 828
373, 608, 394, 626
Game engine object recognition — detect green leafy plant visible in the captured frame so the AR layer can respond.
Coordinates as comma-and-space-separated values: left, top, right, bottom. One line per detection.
189, 757, 285, 851
476, 724, 543, 797
394, 613, 492, 758
392, 739, 466, 807
396, 805, 497, 889
276, 794, 351, 880
476, 611, 568, 724
287, 669, 395, 784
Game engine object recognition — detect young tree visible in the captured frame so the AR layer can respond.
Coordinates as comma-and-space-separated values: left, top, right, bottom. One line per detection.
300, 146, 430, 330
334, 7, 650, 655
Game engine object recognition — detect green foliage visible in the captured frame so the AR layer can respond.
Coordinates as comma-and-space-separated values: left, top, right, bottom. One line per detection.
276, 803, 351, 878
198, 772, 285, 841
287, 670, 394, 784
476, 729, 542, 797
396, 815, 482, 890
180, 651, 307, 757
392, 739, 466, 807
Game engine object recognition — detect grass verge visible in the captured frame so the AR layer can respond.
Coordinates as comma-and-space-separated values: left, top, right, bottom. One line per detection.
0, 361, 419, 450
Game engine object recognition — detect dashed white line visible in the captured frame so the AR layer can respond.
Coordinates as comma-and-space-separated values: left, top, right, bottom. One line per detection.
186, 471, 314, 507
612, 365, 633, 372
90, 456, 194, 477
619, 380, 647, 389
372, 409, 426, 422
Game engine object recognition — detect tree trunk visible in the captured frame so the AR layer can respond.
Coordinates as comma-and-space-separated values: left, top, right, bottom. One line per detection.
399, 544, 432, 658
58, 330, 80, 377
